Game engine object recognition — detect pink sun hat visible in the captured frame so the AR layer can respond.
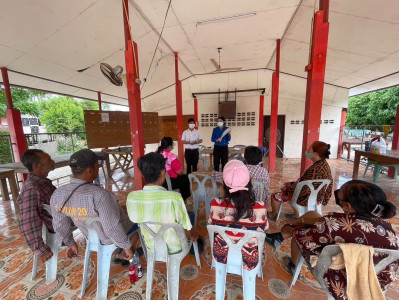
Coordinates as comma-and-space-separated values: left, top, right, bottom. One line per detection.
222, 160, 250, 193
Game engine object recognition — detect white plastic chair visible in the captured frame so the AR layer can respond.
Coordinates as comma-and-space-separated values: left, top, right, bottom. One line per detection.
199, 145, 208, 171
252, 181, 266, 203
291, 244, 399, 299
276, 179, 331, 220
165, 172, 179, 192
139, 222, 202, 300
31, 205, 58, 284
80, 218, 131, 300
188, 173, 218, 225
207, 225, 265, 300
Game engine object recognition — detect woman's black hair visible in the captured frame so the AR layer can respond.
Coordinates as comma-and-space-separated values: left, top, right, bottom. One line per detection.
187, 118, 195, 123
340, 179, 396, 219
244, 146, 262, 165
218, 116, 226, 124
222, 181, 256, 222
157, 136, 173, 154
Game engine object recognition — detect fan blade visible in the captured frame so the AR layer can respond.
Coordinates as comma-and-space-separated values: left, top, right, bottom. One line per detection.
113, 66, 123, 76
100, 63, 123, 86
210, 59, 219, 69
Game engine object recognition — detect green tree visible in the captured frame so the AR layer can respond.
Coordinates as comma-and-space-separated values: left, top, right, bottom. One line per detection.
0, 130, 12, 164
346, 87, 399, 125
0, 86, 43, 116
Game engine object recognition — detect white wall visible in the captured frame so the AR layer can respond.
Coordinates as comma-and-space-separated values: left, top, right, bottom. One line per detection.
144, 69, 349, 159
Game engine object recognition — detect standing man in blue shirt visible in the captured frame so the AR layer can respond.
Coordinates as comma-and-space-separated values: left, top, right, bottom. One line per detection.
211, 116, 231, 171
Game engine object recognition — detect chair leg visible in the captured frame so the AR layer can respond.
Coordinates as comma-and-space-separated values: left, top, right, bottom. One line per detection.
31, 254, 39, 280
45, 232, 58, 284
290, 255, 304, 288
96, 246, 114, 300
146, 254, 156, 300
192, 241, 201, 268
276, 202, 283, 220
80, 243, 91, 298
373, 165, 382, 182
363, 163, 370, 177
215, 262, 227, 300
193, 195, 200, 226
166, 257, 183, 300
395, 166, 398, 183
242, 268, 257, 300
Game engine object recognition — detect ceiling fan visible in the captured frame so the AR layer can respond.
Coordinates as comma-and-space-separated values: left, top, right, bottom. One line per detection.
210, 47, 242, 73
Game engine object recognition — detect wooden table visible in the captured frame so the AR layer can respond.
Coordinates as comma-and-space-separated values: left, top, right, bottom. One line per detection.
201, 147, 246, 165
0, 154, 72, 174
0, 168, 20, 219
353, 150, 399, 179
342, 138, 364, 160
103, 147, 133, 177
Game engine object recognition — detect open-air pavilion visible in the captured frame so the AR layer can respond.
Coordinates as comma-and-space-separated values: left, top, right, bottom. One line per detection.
1, 0, 399, 299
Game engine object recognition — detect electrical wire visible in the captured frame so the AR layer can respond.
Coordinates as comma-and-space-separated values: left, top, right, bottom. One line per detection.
141, 0, 173, 91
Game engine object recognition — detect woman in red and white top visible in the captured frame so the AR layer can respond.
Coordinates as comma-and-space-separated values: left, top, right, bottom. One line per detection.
208, 160, 268, 270
157, 136, 191, 201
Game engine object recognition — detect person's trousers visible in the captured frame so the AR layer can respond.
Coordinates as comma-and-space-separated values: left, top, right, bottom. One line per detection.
162, 174, 191, 201
213, 145, 229, 171
185, 148, 199, 174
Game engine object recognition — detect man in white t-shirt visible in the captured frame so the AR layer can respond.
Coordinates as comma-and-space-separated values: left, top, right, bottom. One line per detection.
182, 118, 203, 174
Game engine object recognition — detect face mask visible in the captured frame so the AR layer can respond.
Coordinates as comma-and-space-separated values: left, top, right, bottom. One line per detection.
217, 122, 223, 127
305, 151, 312, 159
189, 124, 195, 129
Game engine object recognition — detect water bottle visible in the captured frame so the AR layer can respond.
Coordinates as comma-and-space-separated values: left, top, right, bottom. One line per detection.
133, 250, 143, 278
129, 259, 137, 283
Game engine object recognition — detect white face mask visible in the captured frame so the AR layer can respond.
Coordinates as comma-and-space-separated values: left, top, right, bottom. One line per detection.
217, 122, 224, 127
189, 123, 195, 129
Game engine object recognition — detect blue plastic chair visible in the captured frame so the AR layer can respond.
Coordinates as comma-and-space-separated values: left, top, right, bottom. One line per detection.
80, 218, 136, 300
188, 174, 218, 225
165, 173, 180, 192
257, 146, 267, 167
207, 225, 265, 300
96, 159, 107, 186
139, 222, 201, 300
31, 204, 58, 285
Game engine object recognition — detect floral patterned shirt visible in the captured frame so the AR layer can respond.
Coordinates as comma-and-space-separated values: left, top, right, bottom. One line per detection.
294, 212, 399, 300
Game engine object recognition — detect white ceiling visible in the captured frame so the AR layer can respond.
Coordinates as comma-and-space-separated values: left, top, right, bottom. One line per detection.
0, 0, 399, 107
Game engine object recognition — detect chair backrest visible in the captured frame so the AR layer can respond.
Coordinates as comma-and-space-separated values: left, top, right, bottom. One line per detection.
81, 217, 116, 252
165, 172, 173, 191
313, 244, 399, 293
258, 146, 267, 157
139, 221, 189, 262
291, 179, 331, 214
207, 225, 265, 274
252, 181, 266, 203
188, 173, 218, 224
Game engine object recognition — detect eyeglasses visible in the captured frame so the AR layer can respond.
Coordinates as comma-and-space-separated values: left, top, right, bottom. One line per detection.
334, 189, 341, 206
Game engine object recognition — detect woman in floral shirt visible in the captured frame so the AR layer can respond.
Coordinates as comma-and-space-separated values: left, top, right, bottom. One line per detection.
208, 160, 268, 271
265, 180, 398, 299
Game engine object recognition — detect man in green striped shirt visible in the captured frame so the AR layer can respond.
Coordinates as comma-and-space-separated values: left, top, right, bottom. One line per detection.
126, 152, 198, 254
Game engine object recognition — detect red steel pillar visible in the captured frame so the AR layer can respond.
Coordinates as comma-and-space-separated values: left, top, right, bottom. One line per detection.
1, 67, 27, 163
97, 92, 102, 111
300, 1, 330, 174
123, 0, 144, 189
258, 95, 264, 147
194, 98, 199, 129
269, 39, 281, 173
175, 52, 184, 166
337, 108, 347, 159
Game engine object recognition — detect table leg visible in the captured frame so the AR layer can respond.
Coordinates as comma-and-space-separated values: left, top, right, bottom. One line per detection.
353, 152, 361, 179
8, 176, 20, 219
347, 145, 351, 160
0, 179, 10, 201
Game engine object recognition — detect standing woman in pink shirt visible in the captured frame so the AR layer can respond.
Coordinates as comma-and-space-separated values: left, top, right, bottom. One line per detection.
157, 136, 191, 201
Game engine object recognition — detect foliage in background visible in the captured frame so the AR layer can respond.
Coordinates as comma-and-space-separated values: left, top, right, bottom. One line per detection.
38, 97, 98, 133
346, 87, 399, 125
0, 86, 44, 116
0, 130, 12, 164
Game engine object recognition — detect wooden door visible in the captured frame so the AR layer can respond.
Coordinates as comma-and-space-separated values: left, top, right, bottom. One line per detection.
158, 115, 195, 140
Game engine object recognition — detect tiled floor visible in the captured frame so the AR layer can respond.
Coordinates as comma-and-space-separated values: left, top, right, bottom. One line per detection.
1, 158, 399, 299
